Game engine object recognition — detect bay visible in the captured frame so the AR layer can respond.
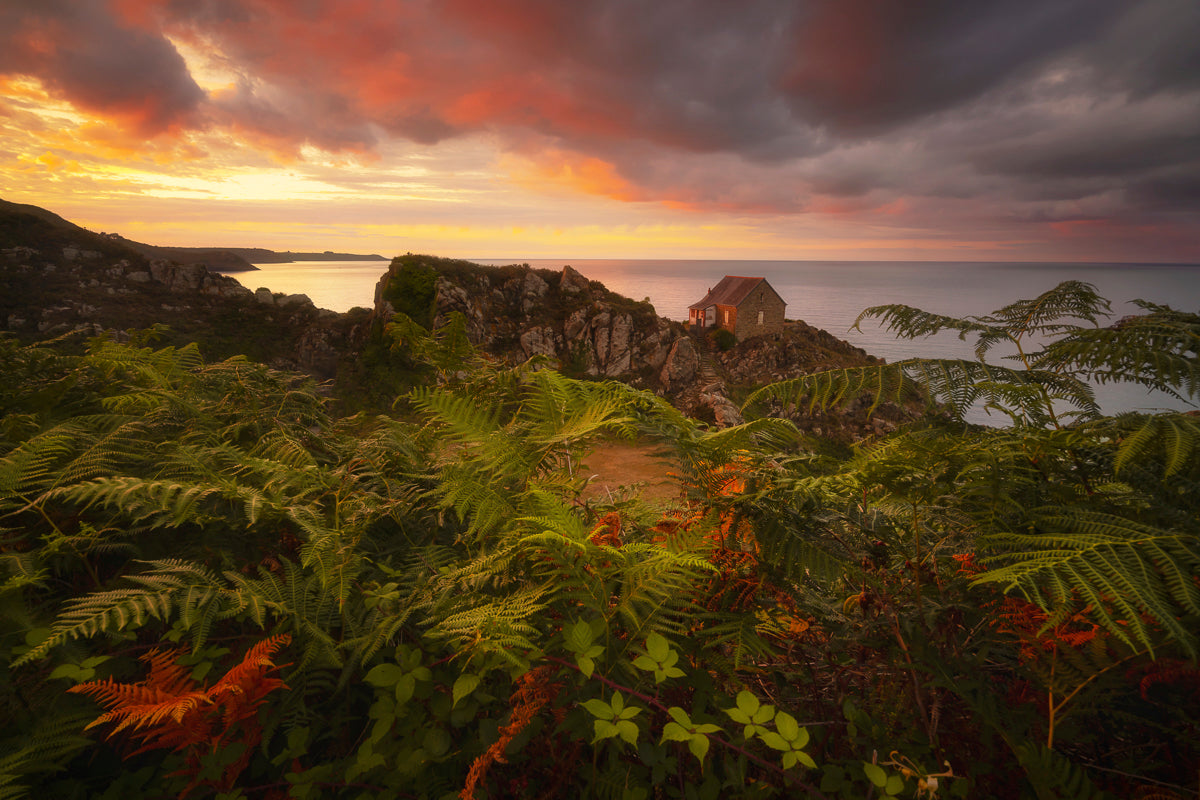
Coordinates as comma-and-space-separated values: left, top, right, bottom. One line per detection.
224, 261, 389, 314
225, 258, 1200, 418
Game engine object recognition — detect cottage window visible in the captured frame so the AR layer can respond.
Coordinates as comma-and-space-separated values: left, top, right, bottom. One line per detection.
758, 310, 764, 325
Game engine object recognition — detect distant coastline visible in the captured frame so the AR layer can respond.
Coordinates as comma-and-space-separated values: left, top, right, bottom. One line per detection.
117, 239, 386, 272
233, 248, 388, 264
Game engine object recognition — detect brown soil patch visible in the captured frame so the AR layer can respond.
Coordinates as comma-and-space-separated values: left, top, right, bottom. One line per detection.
578, 440, 682, 504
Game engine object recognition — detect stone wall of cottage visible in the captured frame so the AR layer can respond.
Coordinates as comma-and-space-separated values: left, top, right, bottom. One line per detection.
733, 285, 786, 337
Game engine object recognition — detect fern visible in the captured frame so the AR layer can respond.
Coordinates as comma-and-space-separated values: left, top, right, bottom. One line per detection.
1015, 742, 1115, 800
855, 280, 1110, 354
68, 635, 290, 793
223, 561, 346, 671
1035, 300, 1200, 399
411, 367, 663, 537
976, 510, 1200, 657
1113, 412, 1200, 479
744, 358, 1100, 426
0, 710, 95, 800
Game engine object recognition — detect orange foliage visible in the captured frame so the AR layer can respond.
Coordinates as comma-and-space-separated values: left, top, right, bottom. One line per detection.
993, 595, 1103, 663
461, 665, 562, 800
587, 512, 623, 548
1130, 659, 1200, 701
69, 634, 291, 795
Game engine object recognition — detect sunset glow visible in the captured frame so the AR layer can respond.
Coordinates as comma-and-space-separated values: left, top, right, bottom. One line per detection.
1, 1, 1197, 261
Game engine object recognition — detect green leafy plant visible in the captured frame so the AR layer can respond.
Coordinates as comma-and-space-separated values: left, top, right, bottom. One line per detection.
3, 279, 1198, 799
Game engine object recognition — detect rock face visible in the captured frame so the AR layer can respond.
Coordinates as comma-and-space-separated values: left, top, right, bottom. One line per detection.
367, 255, 921, 438
370, 256, 684, 388
659, 337, 699, 390
4, 196, 920, 438
0, 211, 364, 379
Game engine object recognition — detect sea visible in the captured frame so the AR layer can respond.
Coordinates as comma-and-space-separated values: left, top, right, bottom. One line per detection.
223, 259, 1200, 420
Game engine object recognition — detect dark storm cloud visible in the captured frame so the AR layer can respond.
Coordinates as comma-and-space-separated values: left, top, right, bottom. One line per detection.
1081, 0, 1200, 95
0, 0, 204, 134
3, 0, 1198, 251
1128, 168, 1200, 213
777, 0, 1128, 132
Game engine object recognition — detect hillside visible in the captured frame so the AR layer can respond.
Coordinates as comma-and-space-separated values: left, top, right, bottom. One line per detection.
364, 254, 921, 437
2, 200, 919, 436
225, 248, 388, 263
0, 199, 365, 377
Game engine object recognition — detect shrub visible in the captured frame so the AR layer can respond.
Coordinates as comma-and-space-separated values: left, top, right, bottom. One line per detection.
710, 327, 737, 351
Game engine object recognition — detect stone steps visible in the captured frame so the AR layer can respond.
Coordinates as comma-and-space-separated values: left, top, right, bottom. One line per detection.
694, 333, 721, 382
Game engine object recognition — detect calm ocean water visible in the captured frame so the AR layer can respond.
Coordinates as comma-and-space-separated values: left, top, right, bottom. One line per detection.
226, 259, 1200, 418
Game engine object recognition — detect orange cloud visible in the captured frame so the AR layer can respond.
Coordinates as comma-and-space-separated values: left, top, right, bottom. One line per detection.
506, 151, 645, 203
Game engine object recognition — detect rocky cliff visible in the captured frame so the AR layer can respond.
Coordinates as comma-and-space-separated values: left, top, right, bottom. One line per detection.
3, 200, 921, 439
1, 202, 364, 378
368, 255, 923, 439
369, 256, 691, 389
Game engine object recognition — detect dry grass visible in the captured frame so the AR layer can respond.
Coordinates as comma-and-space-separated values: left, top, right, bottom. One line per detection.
578, 440, 681, 503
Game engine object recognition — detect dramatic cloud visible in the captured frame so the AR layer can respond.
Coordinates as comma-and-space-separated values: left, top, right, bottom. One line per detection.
0, 0, 204, 134
1, 0, 1197, 259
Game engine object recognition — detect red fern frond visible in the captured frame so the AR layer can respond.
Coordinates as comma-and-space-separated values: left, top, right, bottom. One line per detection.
588, 512, 623, 548
1132, 659, 1200, 700
210, 634, 291, 700
142, 647, 199, 696
101, 692, 212, 735
462, 666, 561, 800
72, 678, 186, 721
69, 634, 292, 793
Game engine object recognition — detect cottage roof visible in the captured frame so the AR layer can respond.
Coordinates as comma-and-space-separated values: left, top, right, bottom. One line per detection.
688, 275, 772, 310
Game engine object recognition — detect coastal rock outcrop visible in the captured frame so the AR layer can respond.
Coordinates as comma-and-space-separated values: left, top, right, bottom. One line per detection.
4, 196, 921, 439
1, 208, 362, 379
365, 254, 922, 438
659, 337, 699, 390
370, 256, 684, 388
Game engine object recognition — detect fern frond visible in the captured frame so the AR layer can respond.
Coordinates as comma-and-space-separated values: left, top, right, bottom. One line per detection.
0, 709, 94, 800
48, 476, 229, 528
15, 560, 241, 664
426, 582, 550, 656
746, 358, 1100, 425
295, 518, 363, 608
856, 282, 1106, 361
15, 588, 175, 666
1113, 413, 1200, 478
744, 361, 918, 417
695, 613, 779, 673
209, 633, 291, 700
1014, 742, 1114, 800
853, 302, 1002, 346
750, 511, 853, 584
1035, 301, 1200, 400
224, 562, 344, 670
977, 510, 1200, 657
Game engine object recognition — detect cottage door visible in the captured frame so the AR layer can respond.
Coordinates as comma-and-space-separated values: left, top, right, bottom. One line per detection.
705, 306, 715, 327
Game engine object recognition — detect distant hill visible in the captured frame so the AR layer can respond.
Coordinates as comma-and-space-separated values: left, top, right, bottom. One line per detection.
120, 246, 388, 267
0, 198, 386, 272
225, 248, 388, 263
1, 197, 368, 378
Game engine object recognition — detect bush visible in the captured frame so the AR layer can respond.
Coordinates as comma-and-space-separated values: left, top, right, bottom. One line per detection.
381, 255, 438, 329
710, 327, 737, 351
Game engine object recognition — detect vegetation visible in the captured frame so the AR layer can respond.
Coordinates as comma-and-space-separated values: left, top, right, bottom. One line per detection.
382, 256, 441, 330
1, 282, 1197, 799
709, 328, 737, 352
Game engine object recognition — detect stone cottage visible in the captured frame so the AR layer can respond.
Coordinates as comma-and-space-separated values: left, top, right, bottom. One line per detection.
688, 276, 786, 337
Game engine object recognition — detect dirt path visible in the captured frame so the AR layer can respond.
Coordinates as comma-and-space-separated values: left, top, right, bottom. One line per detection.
578, 440, 682, 503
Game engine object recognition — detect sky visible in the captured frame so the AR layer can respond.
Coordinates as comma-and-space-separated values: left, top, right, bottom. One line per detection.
1, 0, 1198, 262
